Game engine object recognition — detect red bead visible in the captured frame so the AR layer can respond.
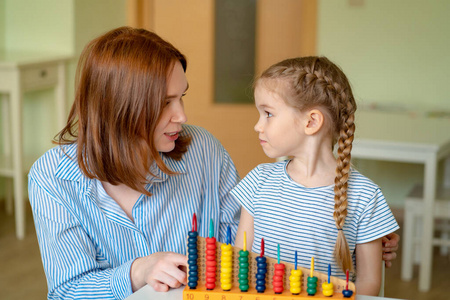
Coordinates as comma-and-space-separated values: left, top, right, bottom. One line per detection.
206, 249, 216, 255
273, 286, 283, 293
206, 260, 217, 267
206, 276, 216, 283
206, 266, 216, 272
205, 283, 215, 289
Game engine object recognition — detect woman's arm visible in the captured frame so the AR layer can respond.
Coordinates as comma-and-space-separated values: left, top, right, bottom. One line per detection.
382, 232, 400, 268
355, 238, 382, 296
234, 208, 254, 249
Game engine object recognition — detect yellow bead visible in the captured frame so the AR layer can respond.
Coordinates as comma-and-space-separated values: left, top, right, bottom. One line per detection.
322, 282, 333, 290
289, 275, 300, 281
221, 277, 232, 284
221, 283, 232, 290
291, 269, 302, 276
323, 289, 334, 297
290, 287, 301, 294
221, 267, 232, 274
290, 281, 301, 288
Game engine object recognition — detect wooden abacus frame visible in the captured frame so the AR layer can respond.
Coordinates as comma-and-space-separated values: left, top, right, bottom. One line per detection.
183, 236, 356, 299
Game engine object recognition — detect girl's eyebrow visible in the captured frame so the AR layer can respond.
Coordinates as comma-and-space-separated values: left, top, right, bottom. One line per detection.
257, 103, 274, 109
166, 83, 189, 99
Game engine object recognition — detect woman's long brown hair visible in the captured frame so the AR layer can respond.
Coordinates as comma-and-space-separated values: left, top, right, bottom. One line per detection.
256, 57, 357, 272
55, 27, 191, 196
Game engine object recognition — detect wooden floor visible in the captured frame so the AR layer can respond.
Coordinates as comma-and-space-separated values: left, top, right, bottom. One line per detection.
0, 203, 449, 300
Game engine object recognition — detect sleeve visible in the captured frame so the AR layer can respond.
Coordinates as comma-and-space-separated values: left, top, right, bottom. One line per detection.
356, 188, 400, 244
229, 166, 262, 217
28, 168, 133, 300
217, 146, 241, 245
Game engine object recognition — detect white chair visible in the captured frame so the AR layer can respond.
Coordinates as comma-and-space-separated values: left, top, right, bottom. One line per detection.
401, 184, 450, 282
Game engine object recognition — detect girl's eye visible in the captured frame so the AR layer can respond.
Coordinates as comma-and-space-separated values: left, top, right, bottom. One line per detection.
265, 111, 273, 118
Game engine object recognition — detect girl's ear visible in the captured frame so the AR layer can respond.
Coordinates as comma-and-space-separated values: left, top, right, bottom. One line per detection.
304, 109, 324, 135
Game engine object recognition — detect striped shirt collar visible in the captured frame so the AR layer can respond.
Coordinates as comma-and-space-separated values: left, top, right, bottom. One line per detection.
54, 143, 187, 184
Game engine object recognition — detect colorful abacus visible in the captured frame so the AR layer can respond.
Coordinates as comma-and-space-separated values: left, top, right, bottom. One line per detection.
307, 257, 318, 296
187, 213, 198, 289
342, 269, 354, 298
220, 226, 233, 291
289, 250, 302, 295
205, 219, 217, 290
238, 232, 250, 292
272, 244, 285, 294
255, 238, 267, 293
322, 264, 334, 297
183, 216, 356, 300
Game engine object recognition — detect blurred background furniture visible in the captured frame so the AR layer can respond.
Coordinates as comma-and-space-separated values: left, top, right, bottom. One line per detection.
401, 184, 450, 282
352, 109, 450, 292
0, 51, 70, 240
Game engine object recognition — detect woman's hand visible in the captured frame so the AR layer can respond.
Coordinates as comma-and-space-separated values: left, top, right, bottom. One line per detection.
382, 232, 400, 268
131, 252, 187, 292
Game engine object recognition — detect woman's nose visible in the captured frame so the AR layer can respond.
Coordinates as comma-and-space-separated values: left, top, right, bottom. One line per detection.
171, 103, 187, 124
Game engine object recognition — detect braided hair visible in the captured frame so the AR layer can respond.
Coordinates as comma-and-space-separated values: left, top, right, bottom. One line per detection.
256, 57, 357, 272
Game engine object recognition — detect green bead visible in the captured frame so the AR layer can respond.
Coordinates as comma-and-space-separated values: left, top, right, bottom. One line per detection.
238, 256, 248, 262
239, 284, 249, 291
307, 276, 318, 283
239, 262, 249, 268
307, 282, 317, 288
238, 279, 249, 285
307, 288, 317, 295
239, 250, 249, 257
238, 273, 248, 279
239, 268, 249, 274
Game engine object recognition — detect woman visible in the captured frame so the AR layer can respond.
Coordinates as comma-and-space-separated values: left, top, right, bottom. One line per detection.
28, 27, 399, 299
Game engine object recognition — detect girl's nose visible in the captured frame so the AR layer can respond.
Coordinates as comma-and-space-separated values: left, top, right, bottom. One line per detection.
254, 119, 262, 133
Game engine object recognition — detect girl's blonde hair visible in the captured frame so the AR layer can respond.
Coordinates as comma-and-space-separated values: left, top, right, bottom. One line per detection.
256, 56, 357, 272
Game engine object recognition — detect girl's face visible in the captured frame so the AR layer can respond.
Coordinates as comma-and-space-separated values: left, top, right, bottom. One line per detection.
254, 85, 306, 159
154, 61, 188, 152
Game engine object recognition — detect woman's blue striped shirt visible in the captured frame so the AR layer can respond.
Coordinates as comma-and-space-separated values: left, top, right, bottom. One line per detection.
28, 124, 241, 299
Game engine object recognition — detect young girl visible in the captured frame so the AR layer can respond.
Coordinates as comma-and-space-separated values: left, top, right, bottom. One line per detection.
232, 56, 399, 296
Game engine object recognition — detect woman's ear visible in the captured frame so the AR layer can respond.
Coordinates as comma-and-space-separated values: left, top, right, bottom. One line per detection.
304, 109, 324, 135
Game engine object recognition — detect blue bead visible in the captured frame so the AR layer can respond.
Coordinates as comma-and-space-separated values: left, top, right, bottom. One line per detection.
189, 270, 198, 276
188, 232, 198, 237
188, 248, 197, 254
257, 268, 267, 274
255, 285, 266, 292
188, 265, 198, 271
255, 256, 266, 263
255, 273, 266, 280
188, 254, 198, 260
257, 262, 267, 268
256, 279, 266, 285
188, 282, 198, 288
342, 290, 354, 298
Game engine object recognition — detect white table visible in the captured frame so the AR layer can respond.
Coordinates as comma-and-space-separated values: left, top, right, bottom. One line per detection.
352, 109, 450, 292
126, 285, 405, 300
0, 51, 71, 239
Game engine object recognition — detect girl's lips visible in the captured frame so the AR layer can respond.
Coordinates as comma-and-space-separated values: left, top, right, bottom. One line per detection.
259, 139, 267, 145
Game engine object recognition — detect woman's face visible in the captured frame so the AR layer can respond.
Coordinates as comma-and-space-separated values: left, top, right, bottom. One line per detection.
154, 61, 188, 152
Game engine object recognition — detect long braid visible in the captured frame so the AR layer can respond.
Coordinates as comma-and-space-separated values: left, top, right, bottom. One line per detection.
258, 56, 357, 272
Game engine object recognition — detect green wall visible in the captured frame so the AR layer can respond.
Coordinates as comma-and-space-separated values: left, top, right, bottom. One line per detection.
317, 0, 450, 208
318, 0, 450, 110
0, 0, 126, 199
0, 0, 5, 49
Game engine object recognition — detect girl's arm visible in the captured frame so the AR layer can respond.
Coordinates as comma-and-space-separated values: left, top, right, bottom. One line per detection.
234, 208, 254, 249
355, 238, 382, 296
